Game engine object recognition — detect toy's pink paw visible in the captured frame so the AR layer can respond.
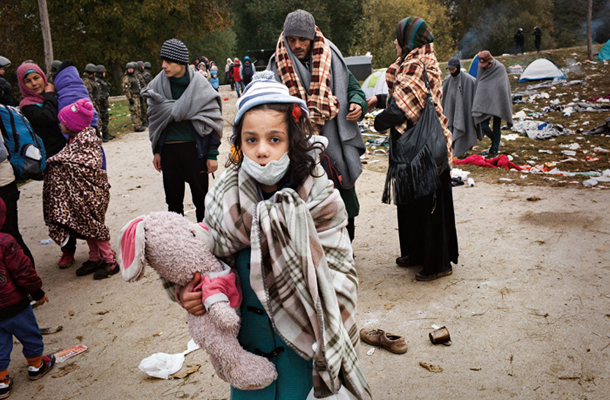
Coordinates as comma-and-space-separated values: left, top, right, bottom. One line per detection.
224, 352, 277, 390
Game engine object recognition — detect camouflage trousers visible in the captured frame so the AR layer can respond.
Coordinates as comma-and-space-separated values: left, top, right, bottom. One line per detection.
140, 95, 148, 124
98, 98, 110, 136
128, 96, 142, 130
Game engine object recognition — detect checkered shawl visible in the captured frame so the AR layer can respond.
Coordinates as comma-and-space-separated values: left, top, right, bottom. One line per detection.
204, 163, 371, 400
275, 29, 339, 129
386, 43, 453, 159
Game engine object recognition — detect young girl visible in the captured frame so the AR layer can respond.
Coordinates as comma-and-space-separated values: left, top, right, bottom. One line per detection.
43, 98, 117, 280
174, 74, 371, 400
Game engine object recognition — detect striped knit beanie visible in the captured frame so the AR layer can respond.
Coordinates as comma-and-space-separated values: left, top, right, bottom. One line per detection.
396, 17, 434, 55
233, 71, 309, 133
160, 39, 190, 65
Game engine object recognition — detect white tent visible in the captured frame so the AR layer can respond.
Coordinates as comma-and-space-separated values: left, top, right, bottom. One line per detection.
361, 68, 388, 98
518, 58, 565, 82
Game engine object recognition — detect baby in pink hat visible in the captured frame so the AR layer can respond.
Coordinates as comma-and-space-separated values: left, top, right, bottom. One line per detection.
44, 99, 118, 280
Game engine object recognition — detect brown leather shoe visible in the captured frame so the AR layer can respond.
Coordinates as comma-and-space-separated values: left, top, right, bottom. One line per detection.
360, 328, 408, 354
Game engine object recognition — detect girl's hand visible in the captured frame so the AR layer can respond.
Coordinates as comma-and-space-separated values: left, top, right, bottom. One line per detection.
179, 272, 205, 315
45, 83, 55, 93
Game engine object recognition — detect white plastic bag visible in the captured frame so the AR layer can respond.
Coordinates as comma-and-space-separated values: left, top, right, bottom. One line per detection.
138, 339, 200, 379
305, 386, 358, 400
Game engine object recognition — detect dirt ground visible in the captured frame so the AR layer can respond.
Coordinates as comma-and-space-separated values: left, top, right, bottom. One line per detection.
9, 79, 610, 400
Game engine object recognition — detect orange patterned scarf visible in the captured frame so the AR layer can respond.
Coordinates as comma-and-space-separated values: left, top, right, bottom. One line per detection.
275, 29, 339, 128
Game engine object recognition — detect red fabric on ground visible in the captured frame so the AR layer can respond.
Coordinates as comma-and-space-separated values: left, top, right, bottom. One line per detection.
454, 154, 522, 171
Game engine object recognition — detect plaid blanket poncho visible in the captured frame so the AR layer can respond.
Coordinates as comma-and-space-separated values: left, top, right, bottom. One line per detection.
43, 126, 110, 244
386, 43, 453, 160
202, 163, 371, 400
275, 29, 339, 129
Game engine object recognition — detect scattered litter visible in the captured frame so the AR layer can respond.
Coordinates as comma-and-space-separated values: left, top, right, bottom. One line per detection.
369, 159, 380, 164
138, 339, 200, 379
583, 179, 599, 187
467, 178, 475, 187
568, 143, 580, 150
429, 326, 452, 346
366, 348, 376, 356
153, 332, 163, 337
419, 362, 443, 373
40, 239, 52, 245
121, 194, 130, 198
55, 344, 88, 363
384, 303, 393, 310
40, 326, 63, 335
527, 196, 541, 202
173, 364, 201, 379
538, 149, 552, 154
561, 150, 576, 156
499, 178, 514, 182
502, 133, 519, 141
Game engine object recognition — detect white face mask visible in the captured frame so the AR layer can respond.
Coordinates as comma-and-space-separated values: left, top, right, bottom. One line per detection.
241, 152, 290, 186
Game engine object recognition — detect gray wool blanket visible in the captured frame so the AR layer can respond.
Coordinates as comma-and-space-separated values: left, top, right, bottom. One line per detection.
141, 67, 224, 152
472, 59, 513, 127
442, 72, 481, 158
267, 39, 365, 190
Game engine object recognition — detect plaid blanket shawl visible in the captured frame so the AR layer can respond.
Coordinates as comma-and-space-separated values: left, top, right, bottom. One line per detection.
203, 163, 371, 400
43, 127, 110, 244
386, 43, 453, 159
275, 29, 339, 128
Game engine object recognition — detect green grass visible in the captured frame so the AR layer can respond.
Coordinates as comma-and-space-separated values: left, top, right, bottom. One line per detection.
108, 98, 135, 136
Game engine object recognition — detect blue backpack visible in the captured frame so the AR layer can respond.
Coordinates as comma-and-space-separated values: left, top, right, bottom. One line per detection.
0, 104, 47, 180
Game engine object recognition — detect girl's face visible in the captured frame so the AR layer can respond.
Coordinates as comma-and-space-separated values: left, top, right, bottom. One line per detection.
241, 109, 289, 165
23, 72, 45, 95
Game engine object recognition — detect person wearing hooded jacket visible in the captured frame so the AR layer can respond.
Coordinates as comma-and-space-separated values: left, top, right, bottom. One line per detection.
367, 16, 458, 281
240, 56, 255, 86
232, 58, 244, 97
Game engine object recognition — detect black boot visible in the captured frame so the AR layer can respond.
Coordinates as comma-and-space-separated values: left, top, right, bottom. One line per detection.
102, 132, 114, 141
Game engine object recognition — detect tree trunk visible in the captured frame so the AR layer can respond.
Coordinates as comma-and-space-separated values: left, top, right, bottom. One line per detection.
587, 0, 593, 61
37, 0, 54, 74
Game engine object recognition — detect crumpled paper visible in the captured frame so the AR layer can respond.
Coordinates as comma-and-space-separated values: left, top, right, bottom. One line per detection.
138, 339, 200, 379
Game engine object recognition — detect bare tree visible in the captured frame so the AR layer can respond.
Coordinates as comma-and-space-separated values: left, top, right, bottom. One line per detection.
37, 0, 53, 74
587, 0, 593, 60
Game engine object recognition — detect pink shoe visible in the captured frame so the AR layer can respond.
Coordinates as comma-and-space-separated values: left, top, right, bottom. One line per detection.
58, 251, 75, 269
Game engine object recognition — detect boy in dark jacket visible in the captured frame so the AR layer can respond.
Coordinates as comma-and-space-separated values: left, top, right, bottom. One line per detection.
0, 197, 56, 399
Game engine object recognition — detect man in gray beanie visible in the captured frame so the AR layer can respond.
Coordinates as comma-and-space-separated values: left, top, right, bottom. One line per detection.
267, 9, 367, 242
141, 38, 224, 223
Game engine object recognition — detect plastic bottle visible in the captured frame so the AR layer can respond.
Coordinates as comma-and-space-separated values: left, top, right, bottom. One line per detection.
467, 178, 475, 187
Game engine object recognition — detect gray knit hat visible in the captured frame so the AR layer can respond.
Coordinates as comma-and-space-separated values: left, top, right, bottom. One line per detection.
283, 9, 316, 40
160, 38, 190, 65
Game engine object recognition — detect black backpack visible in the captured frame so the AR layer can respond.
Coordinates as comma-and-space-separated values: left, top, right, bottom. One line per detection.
242, 63, 254, 79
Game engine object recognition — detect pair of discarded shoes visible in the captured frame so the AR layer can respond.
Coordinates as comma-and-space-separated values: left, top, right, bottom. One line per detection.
360, 328, 408, 354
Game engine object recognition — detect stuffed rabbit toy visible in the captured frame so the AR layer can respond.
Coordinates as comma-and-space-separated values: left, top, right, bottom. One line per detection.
117, 211, 277, 390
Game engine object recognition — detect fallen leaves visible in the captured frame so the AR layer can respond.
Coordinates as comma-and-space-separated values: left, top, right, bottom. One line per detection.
419, 362, 443, 373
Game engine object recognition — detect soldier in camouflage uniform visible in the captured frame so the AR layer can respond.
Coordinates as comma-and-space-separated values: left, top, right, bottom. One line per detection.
143, 62, 153, 85
136, 61, 148, 126
82, 63, 101, 114
47, 59, 62, 84
122, 62, 145, 132
95, 64, 114, 142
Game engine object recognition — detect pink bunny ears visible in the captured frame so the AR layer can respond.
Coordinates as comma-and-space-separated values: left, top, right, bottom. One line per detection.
117, 217, 146, 282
